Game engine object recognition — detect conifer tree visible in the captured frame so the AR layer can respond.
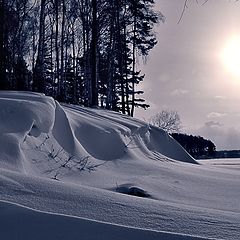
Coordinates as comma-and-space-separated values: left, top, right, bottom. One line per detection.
0, 0, 162, 118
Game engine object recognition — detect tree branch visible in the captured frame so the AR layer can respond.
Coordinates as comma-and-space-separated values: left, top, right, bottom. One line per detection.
178, 0, 209, 24
178, 0, 189, 24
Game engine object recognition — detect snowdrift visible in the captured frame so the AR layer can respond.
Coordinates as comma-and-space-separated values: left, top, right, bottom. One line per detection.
0, 91, 196, 173
1, 91, 240, 240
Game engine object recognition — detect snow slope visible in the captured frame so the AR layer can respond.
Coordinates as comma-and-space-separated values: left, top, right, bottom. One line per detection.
0, 91, 240, 239
0, 200, 208, 240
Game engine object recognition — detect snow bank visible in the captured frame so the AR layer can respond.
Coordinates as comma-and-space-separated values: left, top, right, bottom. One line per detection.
2, 92, 239, 240
0, 91, 55, 172
63, 104, 197, 164
0, 91, 196, 173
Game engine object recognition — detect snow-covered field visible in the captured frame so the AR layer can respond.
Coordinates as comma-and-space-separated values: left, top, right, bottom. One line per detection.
198, 158, 240, 171
0, 91, 239, 240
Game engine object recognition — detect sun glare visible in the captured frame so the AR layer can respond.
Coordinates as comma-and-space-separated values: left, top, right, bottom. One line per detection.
220, 36, 240, 77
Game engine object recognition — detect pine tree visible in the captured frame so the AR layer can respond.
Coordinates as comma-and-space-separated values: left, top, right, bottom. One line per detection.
127, 0, 162, 116
0, 0, 161, 118
14, 57, 30, 90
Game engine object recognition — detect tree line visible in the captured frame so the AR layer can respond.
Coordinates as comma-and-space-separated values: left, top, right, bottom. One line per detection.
171, 133, 216, 159
149, 110, 217, 158
0, 0, 163, 116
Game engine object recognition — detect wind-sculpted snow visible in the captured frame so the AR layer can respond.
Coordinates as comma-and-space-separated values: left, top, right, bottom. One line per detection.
0, 91, 240, 240
0, 92, 55, 172
0, 91, 196, 173
63, 104, 197, 164
52, 101, 88, 157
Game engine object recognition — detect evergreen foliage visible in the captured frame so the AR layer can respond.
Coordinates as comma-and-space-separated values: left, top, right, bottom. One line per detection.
0, 0, 163, 116
171, 133, 216, 158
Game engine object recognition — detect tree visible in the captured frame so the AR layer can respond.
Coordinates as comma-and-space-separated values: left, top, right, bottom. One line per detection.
127, 0, 162, 116
171, 133, 216, 158
33, 0, 47, 93
0, 0, 161, 118
149, 109, 181, 133
0, 0, 6, 89
90, 0, 98, 106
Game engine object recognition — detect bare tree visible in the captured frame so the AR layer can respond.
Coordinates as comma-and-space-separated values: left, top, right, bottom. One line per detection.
149, 109, 181, 133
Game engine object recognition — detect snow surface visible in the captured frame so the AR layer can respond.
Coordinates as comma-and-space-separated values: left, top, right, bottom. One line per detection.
0, 91, 240, 239
0, 200, 207, 240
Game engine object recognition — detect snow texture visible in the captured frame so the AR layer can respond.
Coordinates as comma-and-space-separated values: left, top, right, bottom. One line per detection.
0, 91, 239, 240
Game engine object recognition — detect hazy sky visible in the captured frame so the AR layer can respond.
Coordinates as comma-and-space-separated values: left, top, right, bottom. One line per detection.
135, 0, 240, 150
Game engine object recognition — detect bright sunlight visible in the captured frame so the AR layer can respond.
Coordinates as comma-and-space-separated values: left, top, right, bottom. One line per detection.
220, 36, 240, 77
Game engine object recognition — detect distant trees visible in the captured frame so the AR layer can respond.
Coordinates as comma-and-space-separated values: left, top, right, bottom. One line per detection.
171, 133, 216, 158
149, 109, 216, 158
0, 0, 163, 117
149, 109, 181, 133
213, 150, 240, 159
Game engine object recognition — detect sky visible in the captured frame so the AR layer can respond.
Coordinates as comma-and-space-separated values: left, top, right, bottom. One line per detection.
135, 0, 240, 150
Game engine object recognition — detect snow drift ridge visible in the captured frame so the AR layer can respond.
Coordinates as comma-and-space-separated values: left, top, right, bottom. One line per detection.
0, 91, 196, 173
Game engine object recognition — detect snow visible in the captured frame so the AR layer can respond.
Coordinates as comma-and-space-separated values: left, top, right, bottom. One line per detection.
0, 91, 239, 239
1, 200, 209, 240
199, 158, 240, 171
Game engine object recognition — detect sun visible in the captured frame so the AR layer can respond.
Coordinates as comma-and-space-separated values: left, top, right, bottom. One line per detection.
220, 36, 240, 77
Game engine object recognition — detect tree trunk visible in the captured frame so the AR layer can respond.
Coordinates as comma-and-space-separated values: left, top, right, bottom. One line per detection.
130, 16, 137, 117
90, 0, 98, 106
72, 22, 77, 104
0, 0, 6, 89
55, 0, 60, 96
50, 18, 54, 96
33, 0, 46, 93
106, 3, 115, 110
116, 0, 125, 114
60, 0, 66, 98
122, 6, 131, 115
